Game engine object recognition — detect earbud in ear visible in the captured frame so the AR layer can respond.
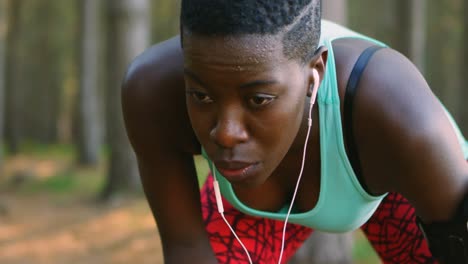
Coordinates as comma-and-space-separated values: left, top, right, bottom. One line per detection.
310, 69, 320, 106
306, 69, 320, 128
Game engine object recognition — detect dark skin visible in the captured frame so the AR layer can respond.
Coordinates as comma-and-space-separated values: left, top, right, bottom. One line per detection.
122, 34, 468, 263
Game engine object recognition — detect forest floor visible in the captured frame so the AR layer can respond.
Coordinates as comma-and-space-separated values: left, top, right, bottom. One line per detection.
0, 150, 163, 264
0, 145, 380, 264
0, 192, 162, 264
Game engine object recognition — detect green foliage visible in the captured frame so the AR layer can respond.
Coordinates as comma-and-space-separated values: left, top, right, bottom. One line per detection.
352, 231, 381, 264
17, 167, 105, 197
18, 142, 76, 159
15, 142, 110, 161
4, 143, 103, 197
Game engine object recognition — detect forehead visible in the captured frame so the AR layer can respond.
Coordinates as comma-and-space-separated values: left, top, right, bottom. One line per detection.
182, 33, 289, 71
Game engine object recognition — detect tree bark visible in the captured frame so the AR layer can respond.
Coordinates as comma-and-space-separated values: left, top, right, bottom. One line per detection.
32, 0, 62, 143
4, 0, 22, 154
461, 0, 468, 135
425, 0, 462, 121
77, 0, 102, 165
101, 0, 150, 199
0, 0, 7, 165
409, 0, 426, 74
393, 0, 412, 57
7, 0, 65, 144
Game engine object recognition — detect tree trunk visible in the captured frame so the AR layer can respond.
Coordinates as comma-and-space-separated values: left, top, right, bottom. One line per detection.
77, 0, 102, 165
0, 0, 6, 216
409, 0, 426, 74
29, 0, 62, 143
6, 0, 64, 144
394, 0, 411, 57
4, 0, 22, 154
0, 0, 7, 165
101, 0, 150, 199
461, 0, 468, 135
425, 0, 462, 121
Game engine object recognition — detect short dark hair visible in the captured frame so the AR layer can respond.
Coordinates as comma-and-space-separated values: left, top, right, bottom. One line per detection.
180, 0, 322, 64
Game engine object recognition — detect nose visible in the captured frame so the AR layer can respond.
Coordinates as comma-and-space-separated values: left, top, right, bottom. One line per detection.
210, 111, 249, 149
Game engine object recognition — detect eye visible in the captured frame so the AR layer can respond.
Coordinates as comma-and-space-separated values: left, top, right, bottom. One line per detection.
248, 94, 276, 107
187, 91, 214, 104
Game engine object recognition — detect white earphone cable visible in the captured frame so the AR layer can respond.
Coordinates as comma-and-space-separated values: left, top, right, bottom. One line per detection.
212, 166, 254, 264
212, 71, 319, 264
277, 96, 314, 264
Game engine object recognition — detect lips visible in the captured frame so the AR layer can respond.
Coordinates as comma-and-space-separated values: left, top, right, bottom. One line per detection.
213, 160, 258, 181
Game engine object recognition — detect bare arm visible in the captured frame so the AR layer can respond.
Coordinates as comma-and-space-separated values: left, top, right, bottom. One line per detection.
353, 46, 468, 221
122, 37, 217, 263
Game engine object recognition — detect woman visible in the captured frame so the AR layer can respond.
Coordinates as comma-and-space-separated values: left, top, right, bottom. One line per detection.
122, 0, 468, 263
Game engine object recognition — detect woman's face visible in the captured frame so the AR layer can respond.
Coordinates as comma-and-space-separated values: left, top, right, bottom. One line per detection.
183, 34, 312, 188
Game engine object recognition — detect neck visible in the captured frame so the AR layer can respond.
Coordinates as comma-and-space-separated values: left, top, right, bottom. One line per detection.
272, 99, 320, 189
286, 98, 319, 157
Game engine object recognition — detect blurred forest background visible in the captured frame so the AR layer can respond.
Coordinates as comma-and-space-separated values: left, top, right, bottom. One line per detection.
0, 0, 466, 263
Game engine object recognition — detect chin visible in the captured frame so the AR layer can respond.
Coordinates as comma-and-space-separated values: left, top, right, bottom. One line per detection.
229, 172, 270, 190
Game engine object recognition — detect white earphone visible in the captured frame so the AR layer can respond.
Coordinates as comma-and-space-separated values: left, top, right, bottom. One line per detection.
310, 68, 320, 108
213, 68, 320, 264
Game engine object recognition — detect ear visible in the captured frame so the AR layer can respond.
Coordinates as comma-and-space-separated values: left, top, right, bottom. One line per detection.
306, 46, 328, 97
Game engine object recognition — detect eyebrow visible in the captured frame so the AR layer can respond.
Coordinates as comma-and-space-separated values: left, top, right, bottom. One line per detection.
183, 68, 278, 89
239, 79, 278, 89
183, 68, 207, 88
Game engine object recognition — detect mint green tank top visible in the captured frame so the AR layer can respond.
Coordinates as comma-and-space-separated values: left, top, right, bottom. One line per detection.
202, 20, 468, 233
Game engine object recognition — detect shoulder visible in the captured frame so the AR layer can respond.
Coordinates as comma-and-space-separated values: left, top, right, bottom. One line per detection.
125, 36, 183, 90
333, 38, 440, 143
122, 36, 200, 156
334, 38, 468, 220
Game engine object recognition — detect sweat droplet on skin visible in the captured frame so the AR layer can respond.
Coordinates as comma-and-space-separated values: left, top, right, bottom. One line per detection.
183, 34, 288, 72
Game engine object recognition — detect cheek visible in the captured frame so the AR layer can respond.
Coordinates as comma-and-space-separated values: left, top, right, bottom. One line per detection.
252, 98, 304, 150
186, 102, 212, 143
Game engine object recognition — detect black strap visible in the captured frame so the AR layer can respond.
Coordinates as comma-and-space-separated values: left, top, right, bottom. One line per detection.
343, 45, 384, 194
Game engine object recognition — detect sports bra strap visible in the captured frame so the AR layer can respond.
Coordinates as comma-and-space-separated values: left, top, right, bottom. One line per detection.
343, 45, 384, 194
